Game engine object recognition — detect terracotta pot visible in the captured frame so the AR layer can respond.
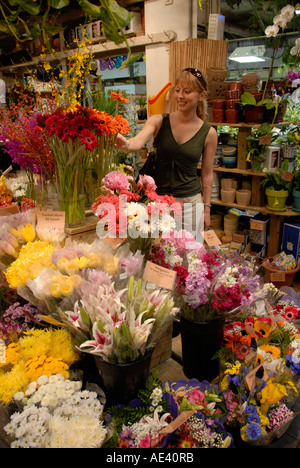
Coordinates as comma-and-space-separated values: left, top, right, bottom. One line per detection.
230, 81, 243, 92
212, 99, 225, 109
221, 188, 236, 203
225, 90, 241, 99
262, 257, 300, 288
241, 72, 257, 88
221, 178, 235, 189
206, 67, 227, 82
244, 105, 264, 123
236, 189, 251, 206
225, 99, 238, 109
225, 108, 239, 123
212, 109, 224, 123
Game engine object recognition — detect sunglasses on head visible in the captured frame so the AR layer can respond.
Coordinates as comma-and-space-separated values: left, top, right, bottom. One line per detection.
183, 68, 207, 90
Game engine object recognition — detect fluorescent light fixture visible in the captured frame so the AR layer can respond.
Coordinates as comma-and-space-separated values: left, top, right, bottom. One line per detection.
229, 45, 267, 63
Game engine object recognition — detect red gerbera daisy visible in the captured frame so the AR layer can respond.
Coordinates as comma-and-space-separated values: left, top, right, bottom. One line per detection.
79, 129, 98, 151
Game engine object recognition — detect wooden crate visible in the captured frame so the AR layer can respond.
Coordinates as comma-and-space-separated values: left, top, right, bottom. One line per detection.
64, 212, 98, 243
150, 323, 173, 369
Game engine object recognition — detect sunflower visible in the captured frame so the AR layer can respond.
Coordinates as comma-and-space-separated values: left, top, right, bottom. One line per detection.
253, 317, 273, 338
255, 344, 281, 365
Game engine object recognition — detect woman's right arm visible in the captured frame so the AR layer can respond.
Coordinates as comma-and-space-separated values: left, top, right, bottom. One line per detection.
115, 114, 163, 152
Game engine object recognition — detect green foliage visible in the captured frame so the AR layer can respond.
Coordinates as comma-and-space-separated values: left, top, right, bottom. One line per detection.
261, 159, 293, 192
0, 0, 138, 63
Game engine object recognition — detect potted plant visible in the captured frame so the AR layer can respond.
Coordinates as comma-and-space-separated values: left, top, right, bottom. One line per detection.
240, 91, 265, 123
292, 163, 300, 211
240, 91, 285, 124
245, 122, 275, 172
136, 95, 147, 120
275, 124, 300, 163
261, 159, 293, 211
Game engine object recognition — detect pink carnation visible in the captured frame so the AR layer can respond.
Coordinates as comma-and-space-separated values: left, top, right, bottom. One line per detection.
102, 170, 129, 191
137, 174, 157, 192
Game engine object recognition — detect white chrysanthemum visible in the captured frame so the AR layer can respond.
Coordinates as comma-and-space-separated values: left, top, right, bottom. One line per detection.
14, 392, 25, 402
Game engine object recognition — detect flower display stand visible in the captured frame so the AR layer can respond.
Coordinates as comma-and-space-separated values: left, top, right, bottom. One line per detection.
64, 212, 99, 243
150, 323, 173, 369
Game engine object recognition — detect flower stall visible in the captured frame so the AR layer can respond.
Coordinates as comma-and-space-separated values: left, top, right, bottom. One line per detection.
0, 183, 298, 449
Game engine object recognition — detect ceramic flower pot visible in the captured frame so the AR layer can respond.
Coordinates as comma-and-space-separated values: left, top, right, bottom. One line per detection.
293, 189, 300, 212
221, 188, 236, 203
265, 188, 289, 212
236, 189, 251, 206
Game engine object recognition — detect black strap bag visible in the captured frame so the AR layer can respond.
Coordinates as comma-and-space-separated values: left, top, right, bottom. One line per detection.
137, 114, 168, 179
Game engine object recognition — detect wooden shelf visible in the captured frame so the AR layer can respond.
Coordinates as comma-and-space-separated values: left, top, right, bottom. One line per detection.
207, 121, 290, 128
0, 31, 177, 71
211, 200, 299, 217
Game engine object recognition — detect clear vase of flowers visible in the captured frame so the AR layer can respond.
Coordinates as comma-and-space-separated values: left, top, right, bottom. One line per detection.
41, 105, 130, 227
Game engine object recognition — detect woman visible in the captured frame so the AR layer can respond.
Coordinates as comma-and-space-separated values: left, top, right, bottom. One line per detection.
115, 68, 217, 235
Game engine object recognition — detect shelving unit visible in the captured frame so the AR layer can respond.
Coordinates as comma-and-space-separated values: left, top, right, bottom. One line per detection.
203, 121, 299, 257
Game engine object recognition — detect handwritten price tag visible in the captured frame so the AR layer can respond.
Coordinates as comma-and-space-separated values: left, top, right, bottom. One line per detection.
37, 210, 65, 229
143, 261, 177, 290
270, 272, 285, 282
202, 229, 221, 246
250, 220, 264, 231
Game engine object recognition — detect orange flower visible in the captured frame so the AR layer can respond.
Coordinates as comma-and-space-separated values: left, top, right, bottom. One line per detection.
114, 114, 131, 134
111, 92, 129, 103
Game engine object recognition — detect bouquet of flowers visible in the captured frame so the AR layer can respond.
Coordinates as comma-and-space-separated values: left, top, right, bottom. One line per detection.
218, 286, 300, 445
220, 361, 298, 446
4, 374, 107, 448
107, 375, 232, 449
0, 328, 79, 405
0, 112, 56, 203
147, 233, 263, 321
63, 274, 178, 364
92, 171, 182, 255
39, 104, 130, 226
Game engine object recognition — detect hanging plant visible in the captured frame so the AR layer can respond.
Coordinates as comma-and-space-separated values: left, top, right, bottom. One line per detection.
0, 0, 140, 67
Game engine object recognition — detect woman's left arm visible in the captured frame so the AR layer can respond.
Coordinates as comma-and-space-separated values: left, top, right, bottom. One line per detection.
201, 127, 218, 230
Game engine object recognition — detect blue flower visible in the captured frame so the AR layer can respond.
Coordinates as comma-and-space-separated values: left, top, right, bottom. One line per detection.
246, 422, 262, 441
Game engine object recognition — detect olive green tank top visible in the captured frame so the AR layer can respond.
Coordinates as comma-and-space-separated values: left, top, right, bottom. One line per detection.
153, 114, 211, 197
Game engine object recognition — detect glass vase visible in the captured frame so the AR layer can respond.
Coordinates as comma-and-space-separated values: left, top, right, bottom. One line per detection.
59, 194, 85, 228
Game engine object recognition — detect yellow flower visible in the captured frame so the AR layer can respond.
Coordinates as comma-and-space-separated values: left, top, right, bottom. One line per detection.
220, 376, 229, 391
21, 224, 36, 243
257, 408, 269, 427
102, 254, 119, 275
5, 241, 54, 288
256, 344, 281, 365
260, 378, 288, 413
0, 362, 29, 404
51, 282, 62, 298
224, 363, 241, 376
60, 278, 74, 297
0, 342, 21, 368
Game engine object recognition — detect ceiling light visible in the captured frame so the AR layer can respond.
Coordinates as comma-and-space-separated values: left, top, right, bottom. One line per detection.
229, 45, 268, 63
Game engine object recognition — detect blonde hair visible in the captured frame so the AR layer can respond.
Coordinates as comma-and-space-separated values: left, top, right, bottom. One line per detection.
169, 69, 208, 120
